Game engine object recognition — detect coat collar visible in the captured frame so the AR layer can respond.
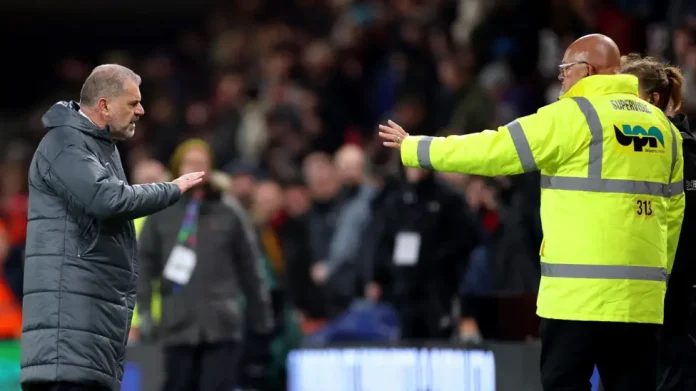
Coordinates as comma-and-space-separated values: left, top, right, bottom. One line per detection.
560, 74, 640, 99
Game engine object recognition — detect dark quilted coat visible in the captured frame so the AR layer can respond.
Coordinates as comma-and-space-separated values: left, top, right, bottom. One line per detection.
20, 101, 181, 391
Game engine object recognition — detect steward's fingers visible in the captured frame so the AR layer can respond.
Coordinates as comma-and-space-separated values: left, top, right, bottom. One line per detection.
387, 120, 405, 133
378, 124, 398, 134
378, 131, 400, 142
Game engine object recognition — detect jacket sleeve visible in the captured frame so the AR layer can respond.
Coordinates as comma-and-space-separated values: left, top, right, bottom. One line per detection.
666, 130, 686, 274
229, 208, 274, 334
45, 144, 181, 220
400, 101, 574, 175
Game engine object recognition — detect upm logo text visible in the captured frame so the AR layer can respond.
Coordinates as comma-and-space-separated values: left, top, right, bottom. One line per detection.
614, 124, 665, 152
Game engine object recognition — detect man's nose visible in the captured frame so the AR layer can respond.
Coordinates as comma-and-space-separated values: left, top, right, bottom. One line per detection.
136, 103, 145, 116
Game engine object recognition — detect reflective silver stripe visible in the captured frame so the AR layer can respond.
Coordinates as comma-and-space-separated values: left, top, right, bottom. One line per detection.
670, 181, 684, 195
507, 120, 538, 172
571, 97, 603, 178
670, 124, 677, 181
541, 262, 667, 282
540, 175, 675, 197
667, 119, 680, 195
416, 137, 434, 169
542, 98, 679, 198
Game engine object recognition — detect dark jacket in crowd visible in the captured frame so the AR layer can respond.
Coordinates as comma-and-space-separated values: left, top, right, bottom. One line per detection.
664, 114, 696, 335
137, 188, 273, 346
21, 101, 181, 391
374, 174, 481, 337
279, 213, 328, 318
657, 114, 696, 391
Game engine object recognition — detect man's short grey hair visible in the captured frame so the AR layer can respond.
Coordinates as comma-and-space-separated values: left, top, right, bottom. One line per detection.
79, 64, 142, 107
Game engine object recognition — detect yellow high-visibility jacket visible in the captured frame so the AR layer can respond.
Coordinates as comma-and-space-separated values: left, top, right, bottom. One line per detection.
401, 74, 685, 324
131, 217, 162, 328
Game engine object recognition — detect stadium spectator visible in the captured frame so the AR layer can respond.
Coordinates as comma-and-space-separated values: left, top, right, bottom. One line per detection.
370, 167, 481, 339
137, 139, 273, 391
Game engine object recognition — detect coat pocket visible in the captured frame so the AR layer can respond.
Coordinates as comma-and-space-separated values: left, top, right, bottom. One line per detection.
77, 219, 99, 257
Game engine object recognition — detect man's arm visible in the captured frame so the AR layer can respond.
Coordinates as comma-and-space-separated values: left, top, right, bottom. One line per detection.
44, 144, 181, 220
666, 129, 686, 274
399, 102, 573, 176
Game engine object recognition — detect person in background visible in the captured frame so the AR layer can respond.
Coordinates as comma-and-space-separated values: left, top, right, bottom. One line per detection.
370, 166, 481, 339
621, 53, 696, 391
379, 34, 685, 391
334, 143, 366, 198
435, 54, 493, 134
244, 179, 306, 389
0, 217, 21, 340
303, 153, 344, 301
132, 159, 170, 235
0, 161, 29, 304
314, 144, 377, 316
0, 219, 8, 266
223, 159, 266, 213
274, 177, 328, 331
129, 158, 169, 342
137, 139, 273, 391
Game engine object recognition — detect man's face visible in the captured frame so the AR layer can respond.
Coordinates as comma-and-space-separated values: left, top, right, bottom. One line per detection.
103, 79, 144, 140
252, 182, 284, 223
284, 186, 310, 217
558, 49, 590, 96
229, 174, 256, 207
305, 163, 339, 201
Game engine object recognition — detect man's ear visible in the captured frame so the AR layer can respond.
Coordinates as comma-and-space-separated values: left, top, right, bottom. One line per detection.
649, 92, 659, 106
587, 64, 597, 76
97, 98, 109, 115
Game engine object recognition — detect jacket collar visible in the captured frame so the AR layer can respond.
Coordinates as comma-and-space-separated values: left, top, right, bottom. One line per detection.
560, 74, 640, 99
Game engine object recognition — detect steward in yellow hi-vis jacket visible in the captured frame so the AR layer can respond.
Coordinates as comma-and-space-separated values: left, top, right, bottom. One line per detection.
391, 73, 685, 325
379, 34, 686, 391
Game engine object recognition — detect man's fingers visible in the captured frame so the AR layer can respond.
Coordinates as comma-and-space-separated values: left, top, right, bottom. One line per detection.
382, 141, 400, 149
379, 123, 406, 136
378, 131, 400, 142
387, 120, 404, 133
378, 124, 398, 134
184, 178, 203, 190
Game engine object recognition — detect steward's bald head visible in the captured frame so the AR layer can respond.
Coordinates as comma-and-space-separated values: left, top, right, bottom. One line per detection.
558, 34, 621, 96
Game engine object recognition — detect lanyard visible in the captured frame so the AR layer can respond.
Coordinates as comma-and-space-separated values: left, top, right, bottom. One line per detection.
176, 192, 202, 248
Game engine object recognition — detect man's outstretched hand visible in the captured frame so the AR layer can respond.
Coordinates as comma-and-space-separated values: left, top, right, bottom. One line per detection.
378, 120, 409, 150
172, 171, 205, 193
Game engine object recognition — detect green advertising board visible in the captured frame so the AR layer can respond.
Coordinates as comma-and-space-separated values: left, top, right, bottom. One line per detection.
0, 340, 20, 391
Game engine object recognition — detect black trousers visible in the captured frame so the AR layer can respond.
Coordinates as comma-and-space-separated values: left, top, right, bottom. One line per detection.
657, 334, 696, 391
162, 341, 242, 391
23, 382, 108, 391
540, 318, 658, 391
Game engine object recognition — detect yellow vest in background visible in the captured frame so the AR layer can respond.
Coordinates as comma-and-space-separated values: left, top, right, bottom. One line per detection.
401, 75, 685, 324
131, 217, 161, 327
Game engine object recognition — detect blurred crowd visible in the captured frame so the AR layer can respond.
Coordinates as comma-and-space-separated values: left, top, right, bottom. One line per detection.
2, 0, 696, 387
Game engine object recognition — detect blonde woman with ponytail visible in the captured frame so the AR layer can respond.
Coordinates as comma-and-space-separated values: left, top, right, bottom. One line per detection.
622, 54, 696, 391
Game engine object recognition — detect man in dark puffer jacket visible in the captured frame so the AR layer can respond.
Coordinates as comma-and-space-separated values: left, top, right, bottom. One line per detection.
20, 64, 204, 391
